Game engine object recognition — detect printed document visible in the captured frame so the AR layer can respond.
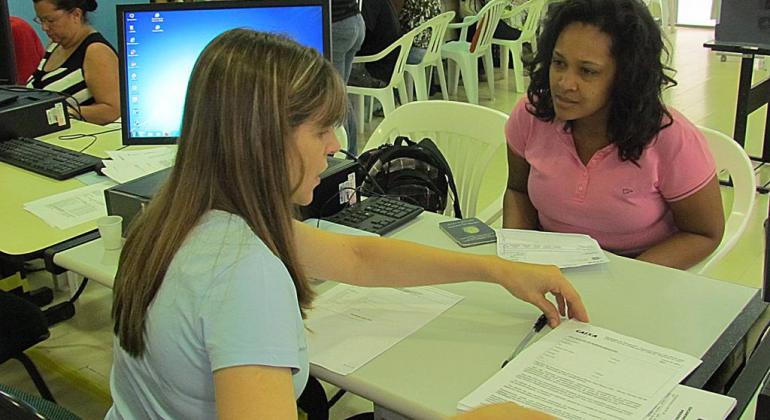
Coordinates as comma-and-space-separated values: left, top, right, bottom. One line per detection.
24, 180, 115, 229
496, 229, 609, 268
458, 319, 701, 420
306, 284, 463, 375
102, 146, 176, 183
645, 384, 736, 420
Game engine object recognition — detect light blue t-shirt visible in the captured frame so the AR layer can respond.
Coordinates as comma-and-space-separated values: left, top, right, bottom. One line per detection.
106, 210, 308, 419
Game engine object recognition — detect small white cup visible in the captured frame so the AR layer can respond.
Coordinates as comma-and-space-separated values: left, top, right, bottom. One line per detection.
97, 215, 124, 250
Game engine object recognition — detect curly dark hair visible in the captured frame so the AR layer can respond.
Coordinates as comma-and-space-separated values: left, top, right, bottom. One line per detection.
525, 0, 676, 162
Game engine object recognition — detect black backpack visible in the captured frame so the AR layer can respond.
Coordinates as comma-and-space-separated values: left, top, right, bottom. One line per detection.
358, 136, 463, 218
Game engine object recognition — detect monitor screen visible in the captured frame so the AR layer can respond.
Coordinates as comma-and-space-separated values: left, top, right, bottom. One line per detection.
116, 0, 330, 145
0, 0, 17, 85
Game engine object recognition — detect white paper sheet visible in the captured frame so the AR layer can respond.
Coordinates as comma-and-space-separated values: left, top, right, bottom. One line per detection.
306, 284, 463, 375
24, 181, 116, 229
102, 147, 176, 183
458, 319, 702, 420
645, 384, 736, 420
496, 229, 610, 268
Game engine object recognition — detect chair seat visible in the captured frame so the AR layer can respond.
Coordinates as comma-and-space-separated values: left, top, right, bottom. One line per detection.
0, 292, 49, 363
440, 41, 491, 59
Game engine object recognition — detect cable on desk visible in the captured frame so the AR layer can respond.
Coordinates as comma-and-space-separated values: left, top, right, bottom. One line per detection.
57, 127, 121, 153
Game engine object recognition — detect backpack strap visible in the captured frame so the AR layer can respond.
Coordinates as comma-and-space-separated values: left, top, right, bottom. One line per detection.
417, 138, 463, 219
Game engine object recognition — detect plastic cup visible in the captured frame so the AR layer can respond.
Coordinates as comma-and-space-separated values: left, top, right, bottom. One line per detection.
97, 215, 123, 250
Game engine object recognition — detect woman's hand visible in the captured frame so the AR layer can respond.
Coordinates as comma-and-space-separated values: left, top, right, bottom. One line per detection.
490, 258, 589, 328
451, 402, 555, 419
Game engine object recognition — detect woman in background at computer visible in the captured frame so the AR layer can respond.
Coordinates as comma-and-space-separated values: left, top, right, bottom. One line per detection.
502, 0, 724, 270
108, 29, 584, 419
27, 0, 119, 124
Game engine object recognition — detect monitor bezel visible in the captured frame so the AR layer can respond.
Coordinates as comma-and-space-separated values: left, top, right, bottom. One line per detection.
116, 0, 331, 146
0, 0, 18, 85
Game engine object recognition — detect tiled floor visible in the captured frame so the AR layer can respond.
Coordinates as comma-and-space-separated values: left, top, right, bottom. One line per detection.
2, 26, 769, 419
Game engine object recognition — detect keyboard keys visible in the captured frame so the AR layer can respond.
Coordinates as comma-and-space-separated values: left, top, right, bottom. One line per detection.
0, 137, 101, 180
323, 196, 424, 235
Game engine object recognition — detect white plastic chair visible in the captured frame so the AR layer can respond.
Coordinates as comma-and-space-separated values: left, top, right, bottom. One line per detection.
492, 0, 545, 93
645, 0, 671, 27
689, 126, 756, 275
403, 11, 455, 101
347, 29, 416, 135
363, 101, 508, 220
333, 125, 349, 157
441, 0, 508, 104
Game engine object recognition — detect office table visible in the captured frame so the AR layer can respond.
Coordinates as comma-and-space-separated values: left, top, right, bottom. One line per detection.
703, 41, 770, 173
52, 211, 766, 419
0, 120, 122, 261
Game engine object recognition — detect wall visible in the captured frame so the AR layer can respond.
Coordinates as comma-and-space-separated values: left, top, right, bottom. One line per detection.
7, 0, 146, 48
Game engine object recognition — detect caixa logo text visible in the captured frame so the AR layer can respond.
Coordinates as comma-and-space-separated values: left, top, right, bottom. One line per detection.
575, 330, 598, 338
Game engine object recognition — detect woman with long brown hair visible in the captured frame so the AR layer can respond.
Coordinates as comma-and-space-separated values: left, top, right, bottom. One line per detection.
108, 29, 586, 419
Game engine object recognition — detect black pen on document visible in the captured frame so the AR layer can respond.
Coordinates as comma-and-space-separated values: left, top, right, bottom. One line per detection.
501, 314, 549, 368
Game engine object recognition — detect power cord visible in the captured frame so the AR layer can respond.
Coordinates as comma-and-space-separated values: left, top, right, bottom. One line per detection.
57, 127, 121, 153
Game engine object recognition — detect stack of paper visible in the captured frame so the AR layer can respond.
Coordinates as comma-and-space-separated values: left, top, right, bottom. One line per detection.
496, 229, 609, 268
458, 320, 703, 419
101, 147, 176, 183
24, 180, 116, 229
306, 284, 463, 375
645, 384, 736, 419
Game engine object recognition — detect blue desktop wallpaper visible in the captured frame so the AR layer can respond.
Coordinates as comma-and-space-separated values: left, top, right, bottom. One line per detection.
123, 6, 324, 139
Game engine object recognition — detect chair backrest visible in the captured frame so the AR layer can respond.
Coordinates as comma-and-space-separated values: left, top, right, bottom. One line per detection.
363, 101, 508, 217
415, 11, 455, 63
689, 126, 756, 274
517, 0, 546, 42
470, 0, 508, 54
382, 30, 417, 89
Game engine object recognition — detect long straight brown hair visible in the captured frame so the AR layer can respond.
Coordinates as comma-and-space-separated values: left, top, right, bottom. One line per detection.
112, 30, 347, 357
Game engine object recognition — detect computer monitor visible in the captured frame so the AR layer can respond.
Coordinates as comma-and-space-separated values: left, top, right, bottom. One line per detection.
0, 0, 17, 85
116, 0, 330, 146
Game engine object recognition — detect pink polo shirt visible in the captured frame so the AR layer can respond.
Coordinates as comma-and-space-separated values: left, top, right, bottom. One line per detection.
506, 99, 716, 255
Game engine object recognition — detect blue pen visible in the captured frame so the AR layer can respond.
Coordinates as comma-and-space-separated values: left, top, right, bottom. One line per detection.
501, 314, 549, 368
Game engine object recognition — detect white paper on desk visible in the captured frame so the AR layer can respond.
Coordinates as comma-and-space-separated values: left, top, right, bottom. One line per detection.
102, 147, 176, 183
458, 319, 702, 420
306, 284, 463, 375
644, 384, 736, 420
23, 180, 115, 229
496, 229, 610, 268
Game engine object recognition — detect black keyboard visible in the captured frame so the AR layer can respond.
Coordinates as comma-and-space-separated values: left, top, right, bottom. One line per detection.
323, 196, 424, 235
0, 137, 101, 180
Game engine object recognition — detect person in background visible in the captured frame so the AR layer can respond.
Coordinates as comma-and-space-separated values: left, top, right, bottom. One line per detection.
331, 0, 365, 154
108, 29, 586, 419
503, 0, 724, 270
355, 0, 400, 84
399, 0, 442, 64
10, 16, 44, 82
27, 0, 119, 124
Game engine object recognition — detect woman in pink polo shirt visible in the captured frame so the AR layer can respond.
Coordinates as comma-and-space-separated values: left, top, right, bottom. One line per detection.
503, 0, 724, 270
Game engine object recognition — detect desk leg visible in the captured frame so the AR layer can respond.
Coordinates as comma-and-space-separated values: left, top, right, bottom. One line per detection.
65, 270, 84, 301
764, 102, 770, 163
734, 53, 755, 149
374, 405, 412, 420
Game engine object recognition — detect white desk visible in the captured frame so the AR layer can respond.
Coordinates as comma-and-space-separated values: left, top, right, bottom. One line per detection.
53, 212, 766, 419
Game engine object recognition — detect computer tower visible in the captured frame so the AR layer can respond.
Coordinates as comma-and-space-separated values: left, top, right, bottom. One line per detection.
715, 0, 770, 46
105, 157, 360, 235
0, 90, 70, 141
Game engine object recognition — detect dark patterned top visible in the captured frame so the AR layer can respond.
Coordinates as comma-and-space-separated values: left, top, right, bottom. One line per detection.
399, 0, 442, 49
26, 32, 115, 106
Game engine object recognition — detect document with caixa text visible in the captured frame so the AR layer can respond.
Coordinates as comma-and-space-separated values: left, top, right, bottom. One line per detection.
458, 320, 701, 419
